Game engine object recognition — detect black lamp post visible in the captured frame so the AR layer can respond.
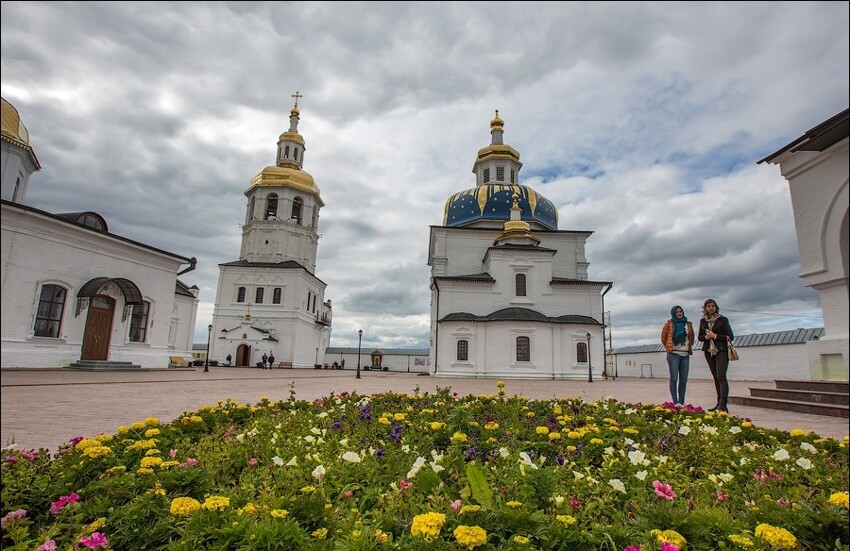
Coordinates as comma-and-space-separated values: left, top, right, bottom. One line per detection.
356, 329, 363, 380
204, 324, 212, 373
586, 331, 593, 383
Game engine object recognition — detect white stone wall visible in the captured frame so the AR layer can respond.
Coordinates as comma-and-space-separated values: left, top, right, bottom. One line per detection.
1, 141, 36, 203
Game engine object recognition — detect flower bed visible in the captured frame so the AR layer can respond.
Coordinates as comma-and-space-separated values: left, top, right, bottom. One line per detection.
2, 383, 848, 550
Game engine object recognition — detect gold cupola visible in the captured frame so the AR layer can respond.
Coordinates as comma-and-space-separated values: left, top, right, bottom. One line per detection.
495, 192, 540, 245
1, 97, 40, 170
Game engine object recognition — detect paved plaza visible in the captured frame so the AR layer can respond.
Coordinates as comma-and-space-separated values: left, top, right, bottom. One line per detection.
2, 368, 847, 452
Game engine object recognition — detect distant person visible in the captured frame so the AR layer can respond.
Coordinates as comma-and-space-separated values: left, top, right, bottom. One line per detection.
262, 353, 268, 369
226, 354, 232, 366
268, 353, 275, 368
698, 298, 735, 412
332, 361, 339, 369
341, 359, 345, 370
661, 305, 694, 406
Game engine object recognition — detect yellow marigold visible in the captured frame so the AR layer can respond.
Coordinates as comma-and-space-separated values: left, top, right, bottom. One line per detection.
82, 445, 112, 459
589, 438, 604, 445
741, 421, 752, 427
526, 411, 535, 418
137, 467, 154, 475
506, 501, 523, 509
130, 422, 146, 430
301, 485, 317, 494
755, 523, 797, 549
452, 432, 469, 442
312, 528, 328, 539
270, 508, 289, 519
102, 466, 126, 476
513, 535, 530, 546
117, 425, 129, 435
484, 422, 499, 430
411, 512, 446, 539
789, 429, 806, 437
651, 529, 687, 548
87, 517, 106, 532
76, 438, 101, 450
556, 514, 577, 527
536, 426, 550, 435
140, 456, 163, 469
828, 491, 849, 508
378, 417, 391, 425
144, 428, 161, 438
429, 421, 446, 430
553, 405, 562, 415
728, 534, 755, 548
145, 417, 160, 427
170, 497, 201, 515
496, 381, 505, 388
144, 448, 161, 456
128, 439, 157, 451
373, 528, 390, 543
151, 484, 166, 496
460, 505, 481, 514
160, 460, 179, 469
567, 431, 582, 439
202, 496, 230, 511
454, 525, 487, 550
622, 427, 639, 434
94, 434, 113, 442
237, 502, 259, 516
394, 413, 406, 421
549, 432, 561, 441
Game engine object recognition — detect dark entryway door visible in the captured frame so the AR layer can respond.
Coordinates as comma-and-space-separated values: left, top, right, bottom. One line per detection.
81, 296, 114, 360
236, 344, 251, 366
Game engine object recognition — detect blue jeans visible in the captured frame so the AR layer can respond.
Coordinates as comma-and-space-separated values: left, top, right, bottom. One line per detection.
666, 353, 690, 404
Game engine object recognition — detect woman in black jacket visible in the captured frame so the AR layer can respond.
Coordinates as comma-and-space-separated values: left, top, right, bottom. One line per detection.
698, 298, 734, 412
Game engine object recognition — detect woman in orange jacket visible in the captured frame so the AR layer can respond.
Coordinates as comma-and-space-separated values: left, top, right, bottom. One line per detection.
661, 305, 694, 405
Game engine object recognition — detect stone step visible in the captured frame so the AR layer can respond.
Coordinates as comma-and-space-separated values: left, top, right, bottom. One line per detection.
750, 387, 849, 405
728, 395, 849, 418
774, 380, 849, 394
67, 360, 144, 371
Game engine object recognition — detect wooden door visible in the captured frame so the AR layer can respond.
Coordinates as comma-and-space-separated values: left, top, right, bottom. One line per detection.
236, 344, 251, 366
81, 296, 114, 360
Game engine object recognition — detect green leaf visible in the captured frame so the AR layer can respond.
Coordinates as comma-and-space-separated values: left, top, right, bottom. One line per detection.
465, 463, 494, 510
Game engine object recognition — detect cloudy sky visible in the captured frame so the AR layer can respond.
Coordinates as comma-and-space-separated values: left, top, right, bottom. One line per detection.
2, 2, 847, 350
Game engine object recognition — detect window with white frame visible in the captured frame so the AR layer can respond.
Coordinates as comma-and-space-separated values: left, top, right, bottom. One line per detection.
516, 336, 530, 362
129, 302, 150, 342
34, 284, 67, 338
457, 340, 469, 361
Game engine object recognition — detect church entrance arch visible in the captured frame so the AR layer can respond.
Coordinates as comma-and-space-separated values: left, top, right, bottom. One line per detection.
236, 344, 252, 367
81, 296, 114, 360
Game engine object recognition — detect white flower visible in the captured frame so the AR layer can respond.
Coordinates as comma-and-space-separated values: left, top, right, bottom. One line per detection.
272, 456, 284, 467
718, 473, 734, 483
312, 464, 326, 481
236, 433, 245, 442
739, 457, 749, 465
551, 495, 565, 505
634, 470, 648, 481
700, 425, 718, 435
603, 447, 615, 456
317, 412, 329, 418
339, 438, 349, 447
341, 451, 361, 463
498, 447, 510, 458
773, 449, 791, 461
286, 456, 298, 467
729, 426, 742, 434
518, 452, 538, 470
572, 471, 585, 480
430, 449, 444, 463
624, 438, 636, 447
796, 457, 813, 470
678, 426, 691, 436
430, 461, 445, 473
304, 435, 315, 444
628, 450, 649, 466
401, 444, 410, 453
407, 456, 427, 479
658, 455, 668, 464
310, 427, 322, 435
608, 479, 626, 494
800, 442, 818, 454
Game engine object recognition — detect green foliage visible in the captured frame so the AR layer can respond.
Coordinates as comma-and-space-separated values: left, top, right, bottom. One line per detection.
465, 463, 495, 509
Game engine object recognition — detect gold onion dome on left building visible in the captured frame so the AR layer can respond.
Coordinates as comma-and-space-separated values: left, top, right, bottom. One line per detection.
250, 103, 320, 197
1, 97, 40, 169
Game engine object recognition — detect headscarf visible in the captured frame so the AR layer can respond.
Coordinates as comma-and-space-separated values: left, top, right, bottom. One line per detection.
670, 305, 688, 345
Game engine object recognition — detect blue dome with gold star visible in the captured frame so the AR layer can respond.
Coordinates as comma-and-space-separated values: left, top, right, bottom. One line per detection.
443, 183, 558, 230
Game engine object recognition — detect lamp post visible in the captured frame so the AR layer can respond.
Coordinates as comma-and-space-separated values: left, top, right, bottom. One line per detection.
204, 324, 212, 373
356, 329, 363, 380
586, 331, 593, 383
315, 347, 319, 369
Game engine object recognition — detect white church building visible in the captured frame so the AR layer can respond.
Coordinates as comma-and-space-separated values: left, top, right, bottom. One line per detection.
1, 97, 199, 369
209, 100, 332, 368
428, 112, 612, 379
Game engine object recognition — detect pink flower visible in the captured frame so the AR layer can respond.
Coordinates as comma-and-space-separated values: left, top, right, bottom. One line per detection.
2, 455, 18, 464
169, 449, 178, 459
68, 436, 84, 446
50, 492, 80, 514
37, 541, 57, 551
79, 532, 109, 549
248, 457, 258, 467
624, 546, 642, 551
714, 490, 729, 502
450, 499, 462, 512
570, 498, 583, 510
652, 480, 677, 501
344, 490, 354, 500
1, 509, 27, 528
398, 480, 412, 491
660, 543, 679, 551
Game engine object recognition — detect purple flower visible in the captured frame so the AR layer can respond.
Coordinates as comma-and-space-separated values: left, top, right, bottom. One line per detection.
0, 509, 27, 528
68, 436, 84, 446
464, 447, 477, 459
37, 541, 57, 551
554, 455, 565, 466
50, 492, 80, 514
375, 448, 385, 458
329, 421, 343, 430
3, 455, 19, 464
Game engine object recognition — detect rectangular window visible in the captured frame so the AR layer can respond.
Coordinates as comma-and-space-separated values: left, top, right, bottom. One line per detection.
483, 168, 490, 183
256, 287, 264, 304
129, 302, 149, 342
237, 287, 246, 303
577, 342, 588, 363
515, 273, 527, 297
510, 169, 515, 183
457, 340, 468, 361
273, 287, 282, 304
516, 336, 530, 362
496, 166, 505, 181
34, 284, 66, 338
307, 291, 311, 311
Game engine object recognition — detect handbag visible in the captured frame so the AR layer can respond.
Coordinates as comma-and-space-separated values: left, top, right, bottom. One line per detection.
727, 340, 739, 361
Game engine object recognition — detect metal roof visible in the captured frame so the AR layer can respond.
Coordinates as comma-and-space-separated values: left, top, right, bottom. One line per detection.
441, 307, 601, 325
759, 108, 849, 164
611, 327, 825, 354
326, 347, 429, 356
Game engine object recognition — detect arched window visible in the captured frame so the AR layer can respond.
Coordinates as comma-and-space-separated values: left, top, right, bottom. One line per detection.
34, 284, 67, 338
237, 287, 246, 303
515, 273, 527, 297
284, 145, 290, 158
516, 336, 530, 362
483, 168, 490, 183
576, 342, 588, 363
256, 287, 264, 304
273, 287, 282, 304
129, 301, 150, 342
294, 148, 298, 161
496, 166, 505, 181
266, 194, 279, 219
248, 197, 256, 221
291, 197, 303, 224
457, 340, 469, 361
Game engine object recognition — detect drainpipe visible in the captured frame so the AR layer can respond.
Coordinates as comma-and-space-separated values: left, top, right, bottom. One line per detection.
601, 282, 613, 379
432, 278, 440, 375
177, 257, 197, 276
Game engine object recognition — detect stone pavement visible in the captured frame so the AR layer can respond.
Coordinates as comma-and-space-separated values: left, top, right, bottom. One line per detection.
2, 368, 847, 452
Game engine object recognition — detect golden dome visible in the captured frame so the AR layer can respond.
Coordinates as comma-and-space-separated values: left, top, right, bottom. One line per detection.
290, 107, 300, 117
250, 165, 321, 196
490, 109, 504, 130
278, 130, 304, 145
1, 97, 30, 145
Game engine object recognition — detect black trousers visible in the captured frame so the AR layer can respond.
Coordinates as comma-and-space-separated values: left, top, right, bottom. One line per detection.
704, 350, 730, 408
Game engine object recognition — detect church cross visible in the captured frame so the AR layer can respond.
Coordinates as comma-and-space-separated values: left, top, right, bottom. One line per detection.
292, 91, 303, 108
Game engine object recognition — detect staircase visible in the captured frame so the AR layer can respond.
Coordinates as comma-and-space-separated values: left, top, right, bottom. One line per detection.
729, 380, 849, 418
67, 360, 144, 371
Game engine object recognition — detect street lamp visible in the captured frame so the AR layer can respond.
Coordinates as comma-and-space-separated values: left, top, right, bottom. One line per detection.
356, 329, 363, 380
204, 324, 212, 373
586, 331, 593, 383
